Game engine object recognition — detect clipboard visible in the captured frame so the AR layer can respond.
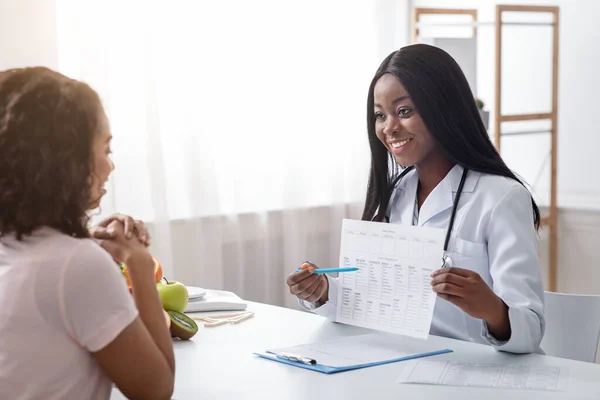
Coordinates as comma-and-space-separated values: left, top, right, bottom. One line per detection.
253, 348, 452, 374
253, 333, 453, 374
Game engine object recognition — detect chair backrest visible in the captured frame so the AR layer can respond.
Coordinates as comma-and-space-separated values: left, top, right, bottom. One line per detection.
540, 291, 600, 363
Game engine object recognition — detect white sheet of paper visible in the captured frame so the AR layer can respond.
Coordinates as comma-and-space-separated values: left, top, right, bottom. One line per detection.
397, 360, 569, 391
335, 219, 445, 339
268, 333, 446, 368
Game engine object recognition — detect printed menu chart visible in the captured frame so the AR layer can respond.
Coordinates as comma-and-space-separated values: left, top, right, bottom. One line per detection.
335, 219, 445, 339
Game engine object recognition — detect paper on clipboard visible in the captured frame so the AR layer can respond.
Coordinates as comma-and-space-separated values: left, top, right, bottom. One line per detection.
267, 333, 451, 368
255, 332, 452, 374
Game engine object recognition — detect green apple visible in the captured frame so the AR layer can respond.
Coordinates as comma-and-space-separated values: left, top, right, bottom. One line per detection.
156, 277, 189, 312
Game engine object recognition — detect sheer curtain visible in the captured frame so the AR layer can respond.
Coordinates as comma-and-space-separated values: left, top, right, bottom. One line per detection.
55, 0, 406, 309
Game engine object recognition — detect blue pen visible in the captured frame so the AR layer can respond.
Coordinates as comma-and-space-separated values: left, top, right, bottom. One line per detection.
295, 267, 359, 274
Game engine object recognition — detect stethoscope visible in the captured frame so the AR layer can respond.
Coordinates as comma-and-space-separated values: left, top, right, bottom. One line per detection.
381, 166, 469, 269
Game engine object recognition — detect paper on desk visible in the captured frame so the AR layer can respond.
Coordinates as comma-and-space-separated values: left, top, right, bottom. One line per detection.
335, 219, 445, 339
267, 333, 449, 368
397, 360, 569, 391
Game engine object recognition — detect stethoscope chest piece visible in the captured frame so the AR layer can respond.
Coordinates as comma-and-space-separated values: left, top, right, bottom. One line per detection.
441, 255, 454, 269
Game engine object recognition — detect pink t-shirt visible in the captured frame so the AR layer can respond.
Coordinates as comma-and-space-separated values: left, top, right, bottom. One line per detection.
0, 226, 139, 399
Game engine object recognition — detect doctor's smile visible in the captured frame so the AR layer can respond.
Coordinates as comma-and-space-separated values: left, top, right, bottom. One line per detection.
386, 137, 414, 155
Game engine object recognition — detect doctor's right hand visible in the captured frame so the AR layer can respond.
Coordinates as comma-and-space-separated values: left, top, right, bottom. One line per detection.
287, 262, 329, 305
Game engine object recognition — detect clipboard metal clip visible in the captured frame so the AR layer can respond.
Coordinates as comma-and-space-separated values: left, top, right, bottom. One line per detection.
275, 352, 317, 365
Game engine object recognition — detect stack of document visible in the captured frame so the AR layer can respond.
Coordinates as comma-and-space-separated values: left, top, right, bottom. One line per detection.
255, 332, 452, 374
185, 288, 248, 313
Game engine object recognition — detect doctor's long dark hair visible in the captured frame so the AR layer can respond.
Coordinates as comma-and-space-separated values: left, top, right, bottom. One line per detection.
362, 44, 541, 230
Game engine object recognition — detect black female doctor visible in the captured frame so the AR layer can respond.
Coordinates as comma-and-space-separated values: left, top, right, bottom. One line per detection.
287, 44, 545, 354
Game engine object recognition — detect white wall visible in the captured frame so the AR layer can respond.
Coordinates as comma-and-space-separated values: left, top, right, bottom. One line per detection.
375, 0, 411, 59
0, 0, 58, 70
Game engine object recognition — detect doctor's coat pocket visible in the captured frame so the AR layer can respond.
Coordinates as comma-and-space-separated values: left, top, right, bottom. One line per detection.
449, 238, 489, 276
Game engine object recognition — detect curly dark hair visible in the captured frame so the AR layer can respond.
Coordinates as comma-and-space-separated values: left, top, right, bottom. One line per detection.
0, 67, 103, 240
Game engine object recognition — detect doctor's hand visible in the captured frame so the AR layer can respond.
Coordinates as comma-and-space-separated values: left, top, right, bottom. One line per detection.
90, 213, 151, 247
431, 267, 511, 341
287, 262, 329, 305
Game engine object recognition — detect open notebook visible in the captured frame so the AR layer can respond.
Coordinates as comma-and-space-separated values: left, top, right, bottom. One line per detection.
184, 288, 247, 313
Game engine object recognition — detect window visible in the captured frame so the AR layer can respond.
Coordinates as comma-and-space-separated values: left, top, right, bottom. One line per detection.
57, 0, 385, 221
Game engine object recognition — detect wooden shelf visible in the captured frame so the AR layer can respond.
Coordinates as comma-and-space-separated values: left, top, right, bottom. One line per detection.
495, 5, 559, 13
500, 129, 551, 137
496, 4, 559, 293
499, 113, 553, 122
541, 215, 551, 226
412, 5, 560, 292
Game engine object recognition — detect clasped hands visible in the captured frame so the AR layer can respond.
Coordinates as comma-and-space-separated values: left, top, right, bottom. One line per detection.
90, 213, 150, 247
90, 213, 153, 266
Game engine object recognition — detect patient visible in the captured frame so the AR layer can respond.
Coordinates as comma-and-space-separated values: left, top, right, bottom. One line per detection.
0, 67, 174, 399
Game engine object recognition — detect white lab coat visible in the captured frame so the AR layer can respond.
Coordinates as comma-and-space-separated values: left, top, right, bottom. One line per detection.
300, 164, 545, 354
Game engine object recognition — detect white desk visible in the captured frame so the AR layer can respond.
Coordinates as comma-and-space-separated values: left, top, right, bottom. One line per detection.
111, 301, 600, 400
